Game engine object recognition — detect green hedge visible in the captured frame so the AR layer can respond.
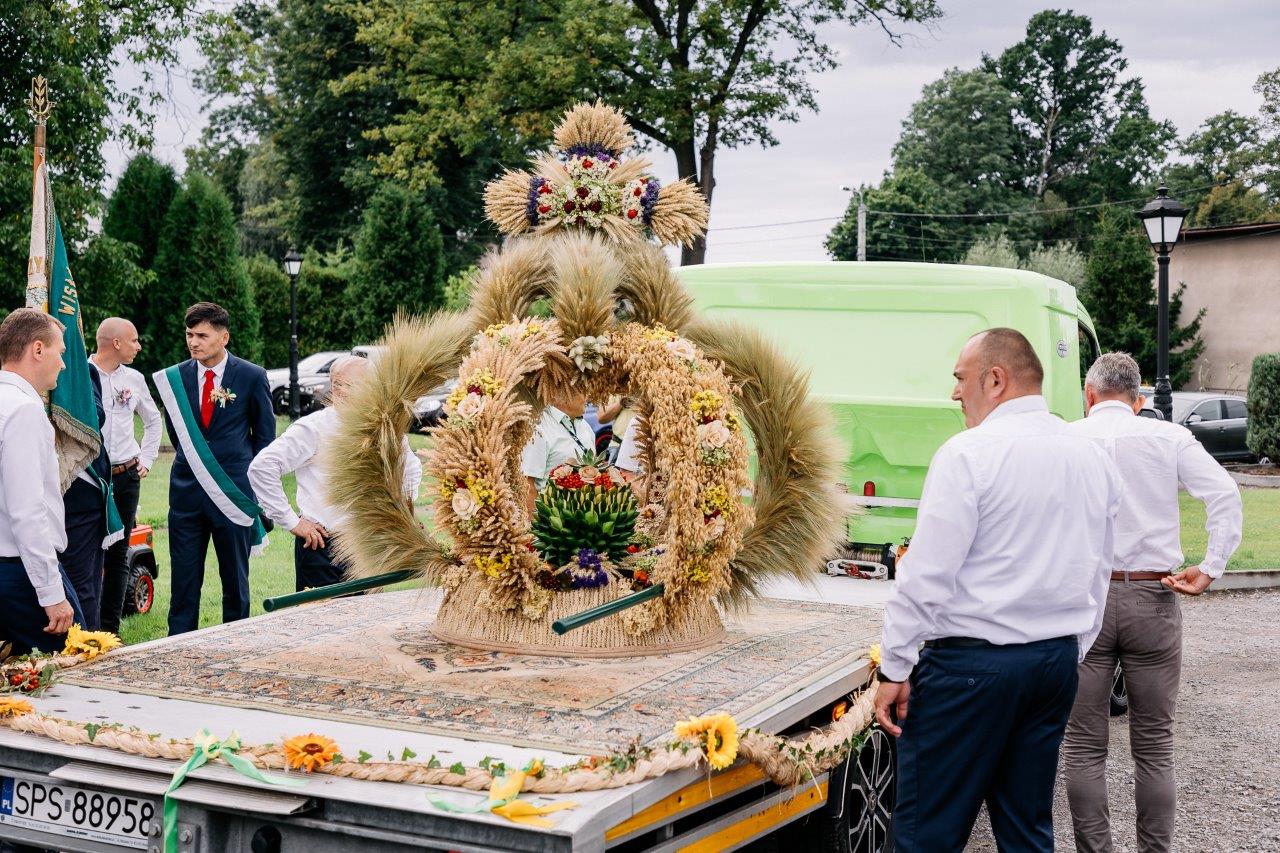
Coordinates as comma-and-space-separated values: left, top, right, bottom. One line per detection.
1247, 353, 1280, 463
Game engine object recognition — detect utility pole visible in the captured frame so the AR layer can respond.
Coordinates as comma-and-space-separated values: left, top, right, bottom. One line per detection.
840, 185, 866, 261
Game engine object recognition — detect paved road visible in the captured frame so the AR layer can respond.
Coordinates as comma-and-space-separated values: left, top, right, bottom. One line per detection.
967, 588, 1280, 852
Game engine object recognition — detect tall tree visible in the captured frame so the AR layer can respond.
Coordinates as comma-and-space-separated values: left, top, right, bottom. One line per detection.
982, 10, 1174, 205
341, 0, 943, 264
148, 174, 263, 370
827, 169, 964, 263
100, 153, 179, 337
1080, 208, 1203, 388
347, 183, 447, 342
1164, 110, 1266, 218
0, 0, 194, 308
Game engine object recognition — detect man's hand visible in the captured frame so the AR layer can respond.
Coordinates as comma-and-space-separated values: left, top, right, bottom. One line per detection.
137, 465, 149, 479
291, 518, 328, 550
873, 679, 911, 737
43, 599, 74, 635
1162, 565, 1212, 596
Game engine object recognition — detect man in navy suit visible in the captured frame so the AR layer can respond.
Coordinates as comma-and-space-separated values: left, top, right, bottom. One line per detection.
156, 302, 274, 635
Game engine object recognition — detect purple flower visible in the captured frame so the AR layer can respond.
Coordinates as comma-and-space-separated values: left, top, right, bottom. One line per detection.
570, 548, 609, 588
640, 178, 661, 224
527, 177, 548, 225
565, 144, 617, 160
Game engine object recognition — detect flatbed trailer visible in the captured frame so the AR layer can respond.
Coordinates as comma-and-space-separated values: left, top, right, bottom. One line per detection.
0, 578, 894, 853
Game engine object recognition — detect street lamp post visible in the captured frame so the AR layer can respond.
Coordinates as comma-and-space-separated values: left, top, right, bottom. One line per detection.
283, 248, 303, 420
1136, 186, 1188, 424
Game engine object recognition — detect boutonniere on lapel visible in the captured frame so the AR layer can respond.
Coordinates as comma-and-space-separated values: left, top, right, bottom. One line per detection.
209, 387, 237, 408
113, 387, 132, 407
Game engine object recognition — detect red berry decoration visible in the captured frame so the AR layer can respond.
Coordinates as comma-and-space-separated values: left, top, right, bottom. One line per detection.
588, 200, 602, 213
563, 200, 576, 212
626, 544, 640, 554
576, 186, 590, 199
627, 209, 638, 219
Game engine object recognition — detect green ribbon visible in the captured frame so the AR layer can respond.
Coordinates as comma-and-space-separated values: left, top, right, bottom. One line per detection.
163, 731, 306, 852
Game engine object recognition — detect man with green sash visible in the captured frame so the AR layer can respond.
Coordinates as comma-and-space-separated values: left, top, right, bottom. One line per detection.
154, 302, 275, 635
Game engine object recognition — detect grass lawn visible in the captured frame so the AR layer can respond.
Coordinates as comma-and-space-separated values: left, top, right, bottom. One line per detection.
116, 414, 1280, 644
118, 416, 433, 645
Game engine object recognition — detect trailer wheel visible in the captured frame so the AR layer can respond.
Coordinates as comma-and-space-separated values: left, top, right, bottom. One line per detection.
820, 726, 896, 852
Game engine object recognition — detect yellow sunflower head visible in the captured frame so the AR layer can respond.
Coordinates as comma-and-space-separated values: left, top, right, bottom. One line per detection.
703, 714, 739, 770
63, 625, 122, 660
283, 733, 340, 772
0, 696, 35, 718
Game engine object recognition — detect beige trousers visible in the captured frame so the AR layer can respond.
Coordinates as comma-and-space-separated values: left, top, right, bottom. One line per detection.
1062, 579, 1182, 853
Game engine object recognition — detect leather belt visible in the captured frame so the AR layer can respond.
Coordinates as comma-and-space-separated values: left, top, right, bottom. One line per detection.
110, 457, 140, 476
1111, 571, 1170, 581
924, 637, 995, 649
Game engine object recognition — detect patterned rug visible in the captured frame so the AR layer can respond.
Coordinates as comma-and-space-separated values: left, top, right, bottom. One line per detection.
63, 590, 881, 752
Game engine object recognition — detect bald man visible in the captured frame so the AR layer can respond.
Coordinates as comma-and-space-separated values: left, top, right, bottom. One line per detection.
89, 317, 162, 633
875, 328, 1123, 852
249, 357, 422, 590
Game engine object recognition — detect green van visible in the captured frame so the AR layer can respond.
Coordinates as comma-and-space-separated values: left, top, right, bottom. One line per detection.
677, 261, 1102, 573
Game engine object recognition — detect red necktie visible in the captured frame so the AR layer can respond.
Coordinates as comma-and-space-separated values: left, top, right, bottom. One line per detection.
200, 369, 215, 428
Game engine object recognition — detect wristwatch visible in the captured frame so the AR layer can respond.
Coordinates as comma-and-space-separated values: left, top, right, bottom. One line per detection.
875, 670, 903, 684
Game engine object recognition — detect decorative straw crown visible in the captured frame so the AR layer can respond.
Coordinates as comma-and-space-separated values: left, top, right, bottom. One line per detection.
485, 101, 709, 247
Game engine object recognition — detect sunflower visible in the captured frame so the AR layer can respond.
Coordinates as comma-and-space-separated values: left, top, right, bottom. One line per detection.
283, 733, 340, 772
0, 696, 35, 718
672, 712, 739, 770
63, 625, 122, 660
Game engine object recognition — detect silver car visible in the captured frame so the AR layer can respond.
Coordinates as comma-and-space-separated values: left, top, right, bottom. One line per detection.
266, 351, 346, 414
350, 345, 456, 429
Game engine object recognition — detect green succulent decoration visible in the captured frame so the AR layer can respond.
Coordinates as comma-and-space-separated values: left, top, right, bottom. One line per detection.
532, 483, 638, 567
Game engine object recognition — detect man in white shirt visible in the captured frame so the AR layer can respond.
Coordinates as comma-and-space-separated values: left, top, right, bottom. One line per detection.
520, 389, 596, 509
1063, 352, 1242, 853
249, 357, 423, 590
0, 308, 85, 654
89, 317, 162, 633
874, 328, 1122, 852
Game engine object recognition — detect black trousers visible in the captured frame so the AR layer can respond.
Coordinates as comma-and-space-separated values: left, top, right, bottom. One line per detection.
295, 537, 351, 591
58, 479, 106, 631
167, 504, 253, 635
0, 558, 85, 655
891, 636, 1079, 853
99, 467, 142, 634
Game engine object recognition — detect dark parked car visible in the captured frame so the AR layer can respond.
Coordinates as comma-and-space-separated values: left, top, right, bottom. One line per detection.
1171, 392, 1253, 462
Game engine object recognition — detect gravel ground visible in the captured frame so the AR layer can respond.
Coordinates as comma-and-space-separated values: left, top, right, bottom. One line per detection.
967, 588, 1280, 852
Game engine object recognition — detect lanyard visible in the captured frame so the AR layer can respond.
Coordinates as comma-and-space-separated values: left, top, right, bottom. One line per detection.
560, 416, 591, 456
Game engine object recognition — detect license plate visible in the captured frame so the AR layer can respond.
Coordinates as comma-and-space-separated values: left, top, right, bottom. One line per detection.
0, 776, 154, 849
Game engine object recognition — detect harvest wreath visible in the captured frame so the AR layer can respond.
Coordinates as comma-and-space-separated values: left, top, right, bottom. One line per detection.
325, 101, 850, 655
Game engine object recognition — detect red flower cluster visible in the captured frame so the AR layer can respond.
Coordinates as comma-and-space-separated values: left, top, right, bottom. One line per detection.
554, 472, 586, 490
594, 473, 614, 489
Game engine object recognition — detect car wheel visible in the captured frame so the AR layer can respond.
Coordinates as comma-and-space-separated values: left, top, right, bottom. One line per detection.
123, 562, 155, 616
786, 725, 896, 852
1109, 664, 1128, 717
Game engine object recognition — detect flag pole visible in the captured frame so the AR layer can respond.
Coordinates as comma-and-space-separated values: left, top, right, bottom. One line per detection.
25, 76, 53, 311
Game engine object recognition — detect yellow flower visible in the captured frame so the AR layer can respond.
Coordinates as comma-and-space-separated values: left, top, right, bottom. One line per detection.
474, 554, 513, 578
699, 485, 732, 517
0, 696, 35, 718
868, 644, 882, 668
690, 390, 724, 420
672, 713, 739, 770
520, 320, 544, 339
63, 624, 122, 660
283, 733, 340, 772
642, 324, 677, 342
724, 410, 742, 432
523, 758, 545, 777
464, 473, 498, 506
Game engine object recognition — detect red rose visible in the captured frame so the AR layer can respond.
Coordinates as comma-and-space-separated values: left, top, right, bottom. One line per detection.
609, 161, 617, 169
537, 204, 550, 214
538, 184, 552, 194
576, 186, 590, 199
467, 384, 482, 394
626, 544, 639, 554
627, 209, 638, 219
576, 216, 586, 225
563, 200, 576, 212
587, 200, 602, 213
582, 159, 594, 168
633, 187, 643, 196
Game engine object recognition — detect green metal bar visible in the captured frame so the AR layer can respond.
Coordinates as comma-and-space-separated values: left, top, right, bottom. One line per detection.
262, 569, 419, 612
552, 583, 665, 635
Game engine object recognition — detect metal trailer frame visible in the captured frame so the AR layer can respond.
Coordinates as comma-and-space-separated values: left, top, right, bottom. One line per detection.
0, 578, 892, 853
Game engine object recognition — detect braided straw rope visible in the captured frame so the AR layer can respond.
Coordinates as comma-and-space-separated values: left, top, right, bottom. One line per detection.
1, 682, 878, 794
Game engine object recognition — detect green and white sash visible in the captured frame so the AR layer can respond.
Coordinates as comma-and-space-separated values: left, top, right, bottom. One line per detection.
154, 366, 267, 555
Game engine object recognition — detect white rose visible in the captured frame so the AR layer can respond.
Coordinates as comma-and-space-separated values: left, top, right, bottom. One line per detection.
608, 467, 626, 485
579, 466, 600, 481
455, 393, 486, 420
698, 420, 732, 449
666, 338, 696, 362
451, 488, 481, 521
550, 464, 573, 481
706, 514, 727, 539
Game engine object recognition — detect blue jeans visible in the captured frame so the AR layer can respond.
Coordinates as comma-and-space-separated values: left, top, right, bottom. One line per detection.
0, 557, 86, 654
892, 636, 1079, 852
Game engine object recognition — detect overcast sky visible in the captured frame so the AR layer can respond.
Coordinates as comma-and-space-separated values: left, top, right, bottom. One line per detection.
109, 1, 1279, 263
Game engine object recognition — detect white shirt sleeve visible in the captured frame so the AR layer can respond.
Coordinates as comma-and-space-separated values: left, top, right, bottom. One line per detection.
615, 418, 642, 472
135, 375, 163, 469
247, 421, 318, 532
1177, 433, 1244, 578
2, 406, 65, 606
401, 438, 423, 501
521, 423, 550, 481
1080, 454, 1123, 658
879, 443, 980, 681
